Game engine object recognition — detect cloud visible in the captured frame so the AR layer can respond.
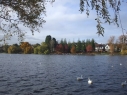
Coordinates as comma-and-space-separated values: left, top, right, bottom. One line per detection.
25, 35, 40, 40
0, 1, 127, 45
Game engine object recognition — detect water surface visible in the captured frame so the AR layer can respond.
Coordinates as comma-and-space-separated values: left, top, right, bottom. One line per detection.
0, 54, 127, 95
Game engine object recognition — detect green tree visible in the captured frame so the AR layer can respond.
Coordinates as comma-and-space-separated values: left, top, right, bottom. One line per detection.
81, 40, 86, 52
50, 38, 57, 52
44, 49, 50, 54
34, 47, 39, 54
41, 42, 49, 53
67, 40, 72, 53
45, 35, 51, 44
76, 39, 82, 53
13, 44, 18, 47
45, 35, 51, 51
3, 44, 9, 53
63, 38, 67, 45
13, 43, 22, 53
33, 43, 40, 48
91, 39, 95, 51
33, 44, 41, 54
37, 46, 43, 54
34, 42, 49, 54
60, 39, 64, 45
86, 39, 91, 47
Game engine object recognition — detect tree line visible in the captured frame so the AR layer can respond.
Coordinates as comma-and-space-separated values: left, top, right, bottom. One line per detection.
0, 35, 96, 54
108, 35, 127, 55
0, 34, 127, 55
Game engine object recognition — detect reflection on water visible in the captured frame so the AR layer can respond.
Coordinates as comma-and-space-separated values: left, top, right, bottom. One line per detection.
0, 54, 127, 95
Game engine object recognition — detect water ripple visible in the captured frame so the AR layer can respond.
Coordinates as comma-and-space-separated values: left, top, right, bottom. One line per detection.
0, 54, 127, 95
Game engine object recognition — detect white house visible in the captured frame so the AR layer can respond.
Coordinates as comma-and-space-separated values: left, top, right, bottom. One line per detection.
95, 44, 105, 52
105, 44, 110, 52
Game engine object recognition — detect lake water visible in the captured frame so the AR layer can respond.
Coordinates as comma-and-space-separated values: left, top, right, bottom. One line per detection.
0, 54, 127, 95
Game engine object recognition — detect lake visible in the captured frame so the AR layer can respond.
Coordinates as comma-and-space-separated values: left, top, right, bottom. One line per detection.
0, 54, 127, 95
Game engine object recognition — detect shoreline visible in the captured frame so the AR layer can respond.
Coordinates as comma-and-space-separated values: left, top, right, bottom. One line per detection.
0, 52, 125, 56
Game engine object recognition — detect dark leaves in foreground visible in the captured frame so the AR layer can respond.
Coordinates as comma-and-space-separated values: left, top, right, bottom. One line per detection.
79, 0, 125, 36
0, 0, 54, 43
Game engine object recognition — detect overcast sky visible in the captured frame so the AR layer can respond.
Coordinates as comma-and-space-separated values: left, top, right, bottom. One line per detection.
1, 0, 127, 45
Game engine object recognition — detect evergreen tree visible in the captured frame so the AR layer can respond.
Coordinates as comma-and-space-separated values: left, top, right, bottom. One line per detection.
81, 40, 86, 52
76, 39, 82, 53
45, 35, 51, 52
91, 39, 95, 51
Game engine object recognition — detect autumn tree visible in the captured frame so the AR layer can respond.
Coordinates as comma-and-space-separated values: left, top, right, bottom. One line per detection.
118, 34, 127, 54
55, 44, 64, 53
114, 40, 121, 52
8, 44, 22, 53
8, 45, 17, 54
108, 36, 115, 55
71, 45, 76, 54
59, 38, 68, 53
20, 42, 33, 54
118, 35, 127, 49
86, 44, 92, 53
64, 44, 69, 53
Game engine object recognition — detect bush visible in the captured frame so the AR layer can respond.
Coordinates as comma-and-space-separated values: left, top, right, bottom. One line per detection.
44, 49, 50, 54
121, 50, 127, 55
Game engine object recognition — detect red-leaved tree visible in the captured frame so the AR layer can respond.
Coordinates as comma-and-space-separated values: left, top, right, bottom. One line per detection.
86, 45, 92, 53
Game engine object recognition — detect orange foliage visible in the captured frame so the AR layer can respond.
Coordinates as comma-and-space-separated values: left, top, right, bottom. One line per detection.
55, 44, 64, 53
64, 44, 69, 53
86, 45, 92, 52
20, 42, 33, 54
71, 45, 76, 54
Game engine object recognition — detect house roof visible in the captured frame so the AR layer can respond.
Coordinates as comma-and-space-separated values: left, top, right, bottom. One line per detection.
95, 44, 105, 47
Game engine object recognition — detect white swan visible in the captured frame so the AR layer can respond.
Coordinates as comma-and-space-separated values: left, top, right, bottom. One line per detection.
120, 63, 122, 65
121, 81, 126, 86
77, 75, 83, 81
88, 78, 92, 84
